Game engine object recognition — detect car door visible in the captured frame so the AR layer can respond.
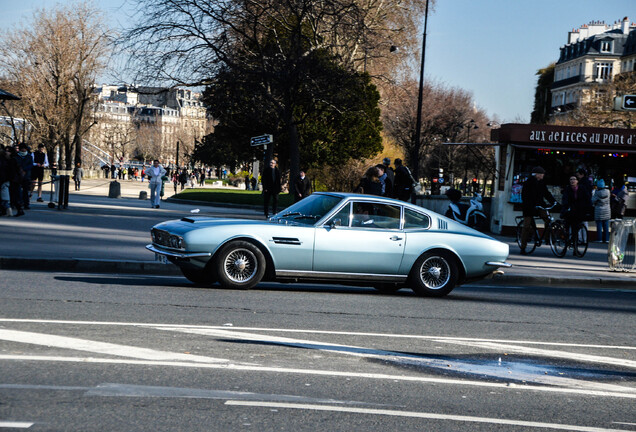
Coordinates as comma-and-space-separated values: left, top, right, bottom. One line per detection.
313, 200, 405, 275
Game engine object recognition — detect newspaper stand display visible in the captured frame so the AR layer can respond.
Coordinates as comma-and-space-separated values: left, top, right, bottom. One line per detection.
608, 218, 636, 271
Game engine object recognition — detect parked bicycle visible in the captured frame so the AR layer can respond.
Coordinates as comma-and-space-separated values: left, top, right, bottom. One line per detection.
515, 204, 588, 258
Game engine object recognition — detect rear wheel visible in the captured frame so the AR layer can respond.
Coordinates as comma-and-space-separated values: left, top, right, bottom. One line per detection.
215, 241, 265, 290
516, 219, 537, 254
549, 222, 568, 257
409, 251, 458, 297
181, 267, 215, 286
573, 224, 588, 258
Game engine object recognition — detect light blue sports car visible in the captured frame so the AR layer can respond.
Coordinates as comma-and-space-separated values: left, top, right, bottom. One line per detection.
147, 192, 510, 296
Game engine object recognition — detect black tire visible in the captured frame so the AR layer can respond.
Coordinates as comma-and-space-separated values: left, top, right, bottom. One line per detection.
549, 222, 568, 258
215, 240, 265, 290
516, 220, 537, 254
469, 213, 488, 231
573, 224, 588, 258
181, 267, 215, 286
409, 251, 458, 297
373, 283, 402, 294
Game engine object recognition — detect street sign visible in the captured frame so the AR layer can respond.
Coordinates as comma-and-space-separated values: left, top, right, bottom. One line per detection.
250, 134, 273, 146
623, 95, 636, 110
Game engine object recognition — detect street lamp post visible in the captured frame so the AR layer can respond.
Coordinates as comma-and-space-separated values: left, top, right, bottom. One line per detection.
413, 0, 429, 183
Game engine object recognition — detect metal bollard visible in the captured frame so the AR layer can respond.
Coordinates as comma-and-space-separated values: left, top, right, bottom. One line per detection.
108, 180, 121, 198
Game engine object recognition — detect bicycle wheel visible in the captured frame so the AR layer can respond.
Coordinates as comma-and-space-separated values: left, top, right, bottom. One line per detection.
573, 223, 588, 258
517, 219, 537, 254
549, 221, 568, 257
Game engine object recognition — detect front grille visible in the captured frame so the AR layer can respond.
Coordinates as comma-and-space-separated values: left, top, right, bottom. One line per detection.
151, 228, 183, 249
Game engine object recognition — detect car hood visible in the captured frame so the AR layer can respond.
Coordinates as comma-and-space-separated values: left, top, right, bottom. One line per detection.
152, 217, 269, 235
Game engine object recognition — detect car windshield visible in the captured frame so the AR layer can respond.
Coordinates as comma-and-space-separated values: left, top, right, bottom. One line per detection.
272, 194, 343, 225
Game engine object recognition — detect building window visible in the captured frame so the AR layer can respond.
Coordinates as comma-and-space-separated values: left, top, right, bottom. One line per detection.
600, 41, 612, 53
594, 62, 613, 80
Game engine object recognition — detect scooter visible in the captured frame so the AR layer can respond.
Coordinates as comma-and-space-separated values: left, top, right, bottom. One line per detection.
444, 188, 488, 231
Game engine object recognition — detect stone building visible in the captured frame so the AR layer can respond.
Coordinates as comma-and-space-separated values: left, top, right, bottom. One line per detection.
551, 17, 636, 116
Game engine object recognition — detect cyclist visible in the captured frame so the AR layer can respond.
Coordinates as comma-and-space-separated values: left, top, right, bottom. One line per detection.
561, 174, 593, 242
520, 166, 556, 254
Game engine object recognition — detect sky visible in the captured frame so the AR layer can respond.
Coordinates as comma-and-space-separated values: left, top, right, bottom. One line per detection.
0, 0, 634, 123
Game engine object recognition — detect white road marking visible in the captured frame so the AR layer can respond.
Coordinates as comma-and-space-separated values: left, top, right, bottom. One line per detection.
0, 329, 231, 364
0, 421, 33, 429
1, 354, 635, 399
224, 401, 631, 432
436, 339, 636, 369
613, 422, 636, 426
1, 319, 634, 351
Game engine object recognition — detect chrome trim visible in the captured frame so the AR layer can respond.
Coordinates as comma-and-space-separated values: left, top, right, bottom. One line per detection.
276, 269, 407, 282
271, 237, 302, 245
485, 261, 512, 268
146, 244, 212, 259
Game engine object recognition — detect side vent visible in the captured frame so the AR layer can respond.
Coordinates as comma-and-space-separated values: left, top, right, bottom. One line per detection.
437, 219, 448, 230
272, 237, 302, 245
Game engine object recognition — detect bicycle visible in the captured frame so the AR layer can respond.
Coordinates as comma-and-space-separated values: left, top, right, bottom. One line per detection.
515, 204, 563, 257
549, 217, 589, 258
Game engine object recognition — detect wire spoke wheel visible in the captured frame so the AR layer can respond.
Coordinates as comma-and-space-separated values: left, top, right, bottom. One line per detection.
419, 256, 451, 289
223, 248, 258, 283
549, 222, 568, 257
573, 224, 588, 258
409, 251, 458, 297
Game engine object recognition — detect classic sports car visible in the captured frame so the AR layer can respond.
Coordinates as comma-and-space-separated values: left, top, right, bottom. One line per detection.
147, 192, 510, 297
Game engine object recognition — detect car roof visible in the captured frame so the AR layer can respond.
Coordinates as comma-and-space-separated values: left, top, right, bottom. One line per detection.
313, 192, 425, 211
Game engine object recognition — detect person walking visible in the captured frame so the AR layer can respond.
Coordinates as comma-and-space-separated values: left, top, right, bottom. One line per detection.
72, 162, 84, 191
293, 170, 311, 202
0, 146, 15, 216
591, 179, 610, 243
610, 181, 629, 219
519, 166, 555, 254
354, 166, 383, 196
393, 158, 416, 201
31, 144, 49, 202
262, 159, 281, 218
146, 159, 167, 208
15, 143, 33, 209
561, 174, 593, 241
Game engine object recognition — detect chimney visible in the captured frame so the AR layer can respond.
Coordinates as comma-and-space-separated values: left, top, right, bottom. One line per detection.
622, 17, 630, 34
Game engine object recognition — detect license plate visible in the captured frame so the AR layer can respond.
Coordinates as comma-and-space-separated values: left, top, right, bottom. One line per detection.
155, 253, 168, 264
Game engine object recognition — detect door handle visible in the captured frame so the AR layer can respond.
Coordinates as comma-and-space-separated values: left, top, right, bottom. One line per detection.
390, 236, 403, 241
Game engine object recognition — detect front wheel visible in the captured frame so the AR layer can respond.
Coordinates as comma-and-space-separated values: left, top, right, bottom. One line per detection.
573, 224, 588, 258
215, 241, 266, 289
549, 222, 568, 257
409, 251, 458, 297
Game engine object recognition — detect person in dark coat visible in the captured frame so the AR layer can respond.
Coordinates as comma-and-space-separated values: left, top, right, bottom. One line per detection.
354, 166, 383, 196
14, 143, 33, 211
393, 158, 415, 201
381, 158, 395, 198
262, 159, 281, 218
561, 174, 593, 234
293, 170, 311, 202
519, 166, 555, 254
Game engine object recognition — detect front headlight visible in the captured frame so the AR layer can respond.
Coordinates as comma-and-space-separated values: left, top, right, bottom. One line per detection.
151, 228, 184, 249
169, 235, 183, 249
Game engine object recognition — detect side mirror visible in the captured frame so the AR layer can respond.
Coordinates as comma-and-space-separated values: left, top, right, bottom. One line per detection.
329, 218, 342, 228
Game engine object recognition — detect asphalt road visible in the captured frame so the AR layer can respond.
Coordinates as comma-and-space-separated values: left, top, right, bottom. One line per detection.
1, 270, 635, 431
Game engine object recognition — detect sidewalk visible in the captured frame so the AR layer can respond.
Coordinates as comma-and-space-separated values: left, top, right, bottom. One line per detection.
1, 179, 634, 289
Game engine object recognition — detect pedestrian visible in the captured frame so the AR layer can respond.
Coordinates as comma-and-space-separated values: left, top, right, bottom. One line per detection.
375, 164, 391, 197
393, 158, 416, 201
561, 174, 593, 240
141, 167, 146, 182
610, 180, 629, 219
250, 176, 257, 191
591, 179, 610, 243
294, 170, 311, 202
146, 159, 167, 208
354, 166, 383, 196
245, 174, 250, 190
519, 166, 555, 254
172, 172, 178, 193
31, 143, 49, 202
200, 169, 206, 186
262, 159, 281, 218
179, 169, 188, 190
381, 157, 395, 198
72, 162, 84, 191
0, 146, 15, 216
14, 143, 33, 210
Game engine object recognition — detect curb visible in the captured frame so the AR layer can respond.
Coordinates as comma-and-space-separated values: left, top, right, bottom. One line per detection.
2, 257, 635, 289
0, 257, 181, 276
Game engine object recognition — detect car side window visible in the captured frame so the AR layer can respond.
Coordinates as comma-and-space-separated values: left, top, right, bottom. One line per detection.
404, 208, 431, 229
326, 203, 351, 227
351, 202, 401, 229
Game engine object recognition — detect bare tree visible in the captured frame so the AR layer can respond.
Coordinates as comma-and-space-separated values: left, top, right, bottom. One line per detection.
0, 1, 110, 169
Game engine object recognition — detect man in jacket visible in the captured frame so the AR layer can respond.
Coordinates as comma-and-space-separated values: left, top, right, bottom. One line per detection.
393, 158, 415, 201
293, 170, 311, 202
262, 159, 281, 218
14, 143, 33, 210
146, 159, 167, 208
31, 143, 49, 202
519, 166, 555, 254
